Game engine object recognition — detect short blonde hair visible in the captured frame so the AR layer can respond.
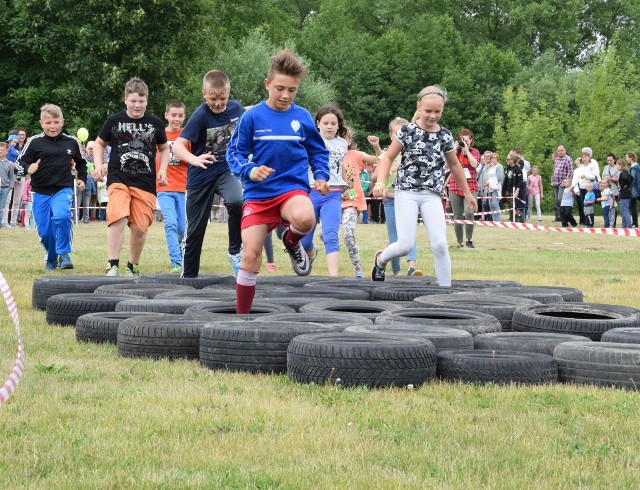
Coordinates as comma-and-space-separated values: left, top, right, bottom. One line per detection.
124, 77, 148, 98
417, 85, 448, 103
203, 70, 230, 92
389, 117, 408, 133
40, 103, 63, 119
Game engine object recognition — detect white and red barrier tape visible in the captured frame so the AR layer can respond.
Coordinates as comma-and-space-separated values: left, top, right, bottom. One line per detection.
445, 219, 640, 238
0, 272, 25, 405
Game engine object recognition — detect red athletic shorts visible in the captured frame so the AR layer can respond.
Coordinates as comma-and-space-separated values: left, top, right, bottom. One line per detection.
241, 189, 309, 231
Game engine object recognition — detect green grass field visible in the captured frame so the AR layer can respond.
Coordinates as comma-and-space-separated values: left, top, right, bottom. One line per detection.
1, 218, 639, 488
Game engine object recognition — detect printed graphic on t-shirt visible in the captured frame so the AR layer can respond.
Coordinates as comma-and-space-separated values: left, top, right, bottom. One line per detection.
113, 122, 158, 174
395, 123, 453, 193
327, 144, 346, 179
168, 141, 180, 166
205, 121, 238, 156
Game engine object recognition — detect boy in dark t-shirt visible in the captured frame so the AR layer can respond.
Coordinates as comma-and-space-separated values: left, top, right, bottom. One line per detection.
93, 77, 170, 277
172, 70, 244, 278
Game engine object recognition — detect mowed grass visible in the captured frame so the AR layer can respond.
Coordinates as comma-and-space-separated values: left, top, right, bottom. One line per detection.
1, 217, 639, 488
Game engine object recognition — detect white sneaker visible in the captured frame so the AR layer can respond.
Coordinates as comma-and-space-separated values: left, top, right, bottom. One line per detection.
227, 252, 242, 277
105, 264, 120, 276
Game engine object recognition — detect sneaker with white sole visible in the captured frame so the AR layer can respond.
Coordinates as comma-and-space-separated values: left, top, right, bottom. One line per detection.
227, 252, 242, 277
126, 264, 140, 277
105, 264, 120, 276
285, 241, 311, 276
371, 250, 386, 281
170, 263, 182, 273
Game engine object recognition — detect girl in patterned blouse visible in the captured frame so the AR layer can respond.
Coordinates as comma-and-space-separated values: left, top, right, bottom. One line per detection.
371, 85, 477, 285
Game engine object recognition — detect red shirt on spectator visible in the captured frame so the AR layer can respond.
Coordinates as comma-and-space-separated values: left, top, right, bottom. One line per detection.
449, 147, 480, 196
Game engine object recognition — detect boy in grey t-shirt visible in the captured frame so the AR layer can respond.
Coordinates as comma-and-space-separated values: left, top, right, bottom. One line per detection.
0, 142, 16, 228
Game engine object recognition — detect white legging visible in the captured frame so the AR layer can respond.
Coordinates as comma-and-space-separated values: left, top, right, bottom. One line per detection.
379, 189, 451, 286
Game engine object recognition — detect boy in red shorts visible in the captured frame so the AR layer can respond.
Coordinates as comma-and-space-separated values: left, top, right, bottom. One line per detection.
93, 77, 170, 276
227, 49, 330, 313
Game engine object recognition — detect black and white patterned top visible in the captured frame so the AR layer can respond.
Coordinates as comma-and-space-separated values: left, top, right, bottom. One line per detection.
394, 123, 454, 193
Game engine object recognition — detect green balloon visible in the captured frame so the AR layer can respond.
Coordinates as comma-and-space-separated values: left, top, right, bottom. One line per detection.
77, 127, 89, 142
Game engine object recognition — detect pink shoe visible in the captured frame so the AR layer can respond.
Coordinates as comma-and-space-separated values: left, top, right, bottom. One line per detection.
266, 262, 276, 272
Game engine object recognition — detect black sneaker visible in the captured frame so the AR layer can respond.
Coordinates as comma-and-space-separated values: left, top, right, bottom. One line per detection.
466, 240, 475, 249
371, 250, 386, 281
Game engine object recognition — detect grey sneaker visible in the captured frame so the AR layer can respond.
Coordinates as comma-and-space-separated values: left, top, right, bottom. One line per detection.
105, 264, 120, 277
286, 241, 311, 276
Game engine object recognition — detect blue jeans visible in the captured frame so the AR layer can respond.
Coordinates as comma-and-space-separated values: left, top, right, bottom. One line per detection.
33, 188, 74, 262
620, 199, 632, 228
0, 187, 10, 225
602, 206, 611, 228
157, 191, 186, 265
300, 190, 341, 254
489, 190, 501, 222
383, 198, 417, 273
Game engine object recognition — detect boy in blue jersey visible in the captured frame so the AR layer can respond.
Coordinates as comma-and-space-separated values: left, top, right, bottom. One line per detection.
227, 49, 330, 313
172, 70, 244, 277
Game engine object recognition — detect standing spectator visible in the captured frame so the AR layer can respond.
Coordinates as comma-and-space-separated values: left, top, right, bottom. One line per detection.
597, 178, 612, 228
448, 128, 479, 248
628, 151, 640, 228
3, 133, 25, 227
0, 142, 15, 227
502, 154, 524, 222
617, 159, 633, 229
572, 147, 600, 225
483, 152, 504, 222
583, 182, 596, 228
512, 147, 531, 220
526, 166, 543, 221
560, 178, 577, 227
21, 174, 34, 228
602, 153, 620, 227
477, 151, 492, 220
551, 145, 573, 221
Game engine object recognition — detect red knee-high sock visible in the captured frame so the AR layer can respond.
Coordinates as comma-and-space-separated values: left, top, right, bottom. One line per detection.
236, 268, 258, 314
282, 224, 307, 249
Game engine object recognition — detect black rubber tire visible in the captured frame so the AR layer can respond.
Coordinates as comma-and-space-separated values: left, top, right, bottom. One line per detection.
512, 303, 640, 340
156, 288, 237, 301
450, 279, 521, 288
264, 286, 370, 301
299, 299, 405, 321
251, 296, 328, 312
375, 308, 502, 335
345, 324, 474, 352
287, 332, 437, 388
46, 293, 142, 326
371, 285, 470, 302
474, 332, 590, 356
94, 283, 195, 299
308, 276, 437, 295
252, 275, 326, 287
135, 273, 236, 289
437, 350, 558, 385
184, 300, 294, 321
115, 298, 213, 314
76, 311, 158, 344
254, 312, 372, 331
553, 341, 640, 389
477, 286, 564, 304
601, 328, 640, 344
527, 286, 583, 302
200, 321, 336, 373
117, 314, 208, 360
411, 293, 541, 331
32, 275, 134, 310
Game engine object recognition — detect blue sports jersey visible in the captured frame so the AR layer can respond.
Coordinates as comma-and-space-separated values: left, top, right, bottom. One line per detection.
227, 101, 329, 202
180, 100, 245, 190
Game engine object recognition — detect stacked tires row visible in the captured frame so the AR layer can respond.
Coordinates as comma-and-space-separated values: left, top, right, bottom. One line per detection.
34, 274, 640, 389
